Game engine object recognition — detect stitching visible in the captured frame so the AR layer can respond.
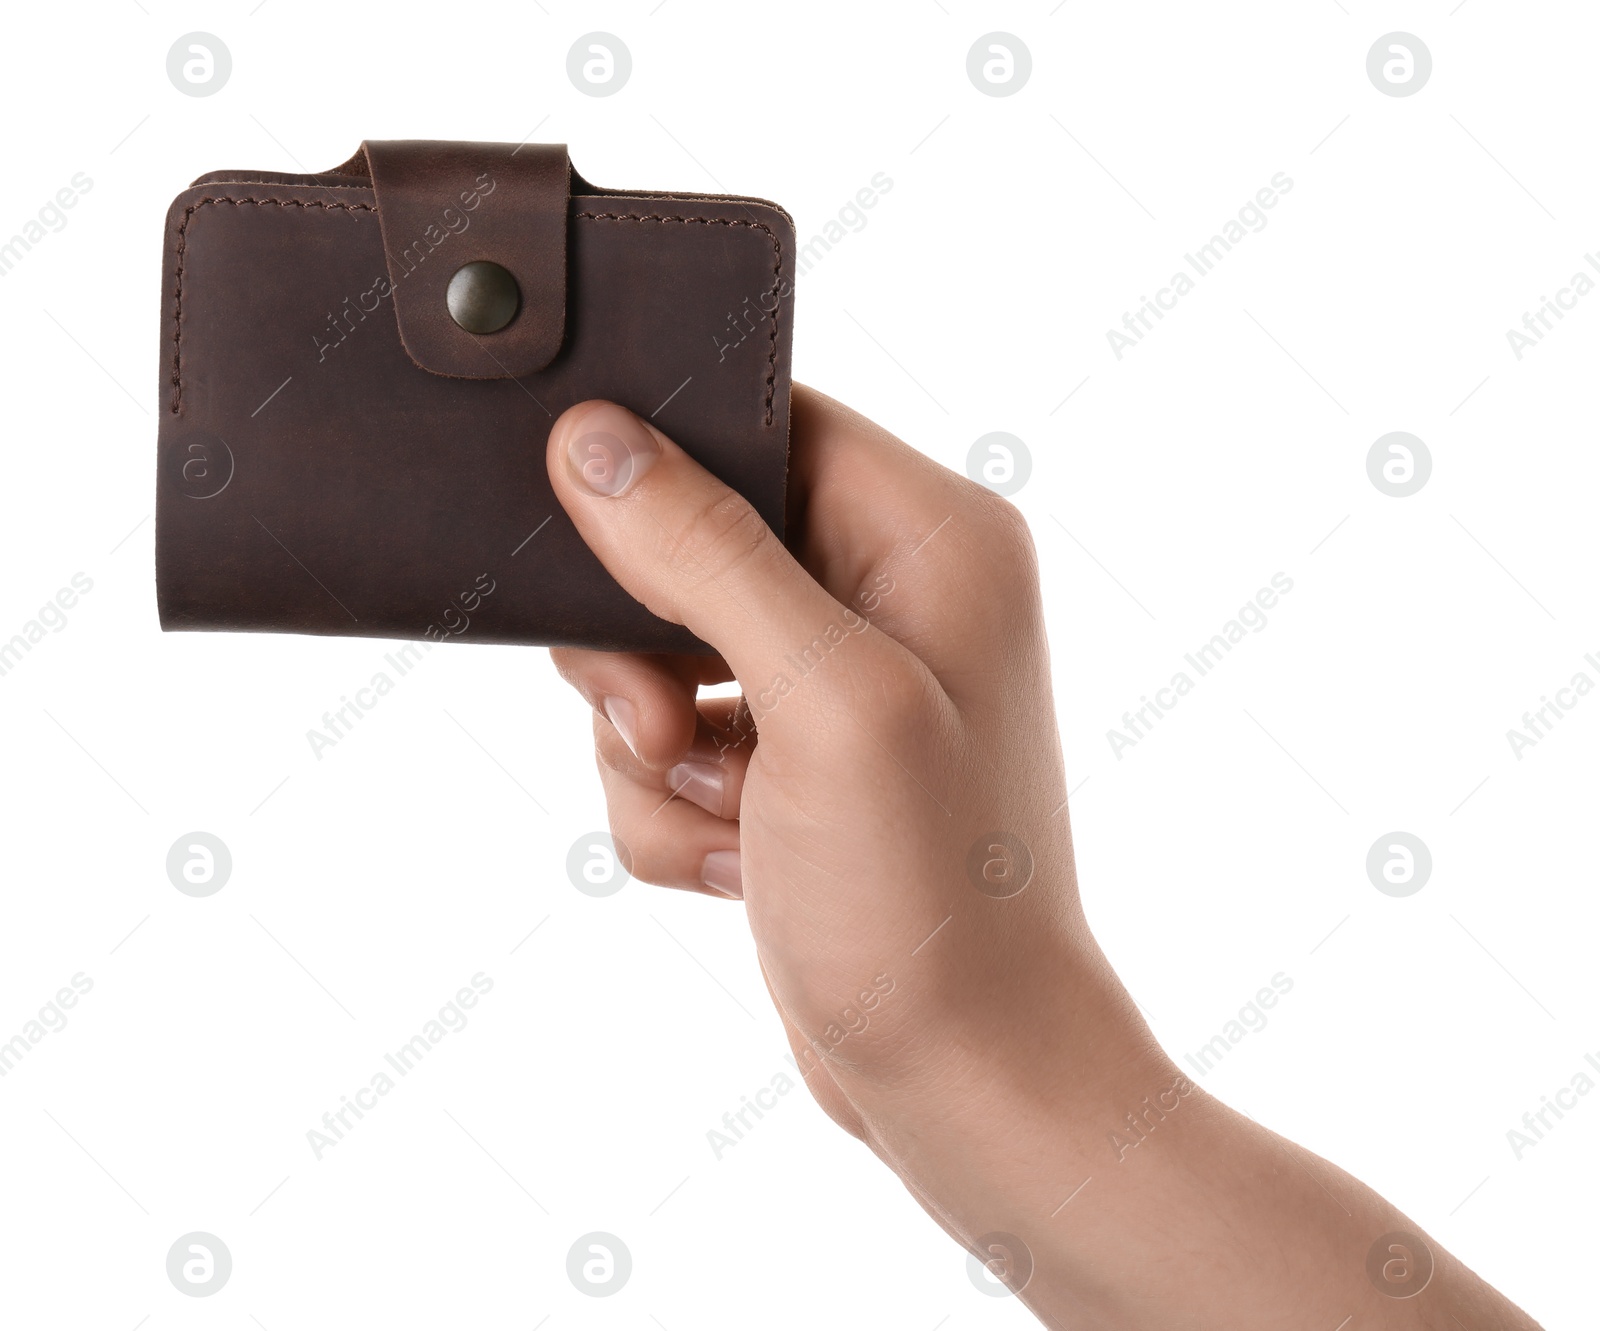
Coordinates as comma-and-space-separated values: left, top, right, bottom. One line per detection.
171, 198, 786, 424
189, 179, 375, 189
171, 196, 376, 414
575, 211, 784, 425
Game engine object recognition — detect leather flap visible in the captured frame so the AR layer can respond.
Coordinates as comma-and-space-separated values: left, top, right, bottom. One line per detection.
355, 139, 569, 379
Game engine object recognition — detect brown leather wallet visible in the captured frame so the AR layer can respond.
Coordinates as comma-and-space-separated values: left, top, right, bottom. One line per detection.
155, 140, 796, 653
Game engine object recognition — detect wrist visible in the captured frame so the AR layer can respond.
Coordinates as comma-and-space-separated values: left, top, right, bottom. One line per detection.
859, 995, 1530, 1329
844, 927, 1177, 1210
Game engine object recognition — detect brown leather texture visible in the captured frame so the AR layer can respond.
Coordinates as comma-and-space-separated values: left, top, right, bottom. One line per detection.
361, 141, 570, 379
156, 140, 796, 653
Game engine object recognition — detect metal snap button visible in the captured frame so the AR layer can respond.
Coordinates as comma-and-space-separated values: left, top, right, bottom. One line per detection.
446, 260, 520, 334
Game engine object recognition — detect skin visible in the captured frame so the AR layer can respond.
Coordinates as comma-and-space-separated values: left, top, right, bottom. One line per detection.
545, 386, 1542, 1330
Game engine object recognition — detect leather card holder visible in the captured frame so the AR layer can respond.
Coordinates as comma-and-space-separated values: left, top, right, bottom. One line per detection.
155, 140, 796, 653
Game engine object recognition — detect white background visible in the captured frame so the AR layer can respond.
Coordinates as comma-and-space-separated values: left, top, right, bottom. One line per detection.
1, 2, 1595, 1326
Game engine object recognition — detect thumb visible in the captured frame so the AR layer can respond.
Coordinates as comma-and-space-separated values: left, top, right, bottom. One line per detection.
546, 399, 882, 703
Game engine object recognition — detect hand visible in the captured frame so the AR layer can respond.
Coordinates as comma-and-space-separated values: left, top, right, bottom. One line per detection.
545, 387, 1137, 1132
544, 388, 1540, 1330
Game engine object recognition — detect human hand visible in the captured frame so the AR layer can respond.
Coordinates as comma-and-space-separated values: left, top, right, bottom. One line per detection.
545, 386, 1148, 1135
544, 387, 1539, 1330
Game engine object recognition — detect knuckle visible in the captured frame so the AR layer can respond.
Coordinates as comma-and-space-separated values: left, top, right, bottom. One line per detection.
550, 649, 592, 696
596, 775, 693, 892
601, 807, 659, 885
939, 478, 1041, 601
663, 488, 777, 587
951, 492, 1042, 632
976, 493, 1039, 578
591, 721, 633, 777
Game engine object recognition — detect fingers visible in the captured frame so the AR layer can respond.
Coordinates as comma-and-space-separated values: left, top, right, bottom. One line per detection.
668, 701, 754, 820
550, 647, 703, 769
553, 642, 756, 900
598, 751, 742, 899
593, 697, 753, 898
547, 400, 902, 724
592, 698, 754, 822
551, 646, 756, 800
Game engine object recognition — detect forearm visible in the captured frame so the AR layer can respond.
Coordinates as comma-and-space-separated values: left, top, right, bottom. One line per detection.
851, 945, 1541, 1330
541, 387, 1545, 1325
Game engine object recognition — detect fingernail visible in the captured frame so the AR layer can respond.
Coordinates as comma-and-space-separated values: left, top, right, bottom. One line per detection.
668, 760, 725, 818
603, 695, 641, 760
701, 849, 743, 899
564, 403, 660, 497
